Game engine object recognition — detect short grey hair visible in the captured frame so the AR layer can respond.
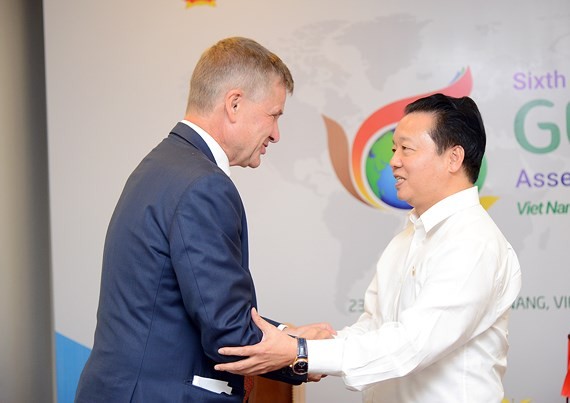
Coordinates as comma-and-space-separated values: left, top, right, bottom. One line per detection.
186, 37, 294, 114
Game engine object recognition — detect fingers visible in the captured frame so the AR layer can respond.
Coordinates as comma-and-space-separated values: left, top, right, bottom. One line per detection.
289, 326, 335, 340
308, 374, 324, 382
215, 358, 261, 376
216, 308, 311, 377
304, 327, 334, 340
320, 323, 337, 334
312, 322, 336, 332
218, 345, 254, 357
215, 351, 280, 377
251, 307, 272, 333
215, 360, 243, 372
286, 322, 337, 338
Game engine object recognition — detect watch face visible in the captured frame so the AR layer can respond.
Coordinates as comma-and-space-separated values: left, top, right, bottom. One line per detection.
293, 359, 308, 375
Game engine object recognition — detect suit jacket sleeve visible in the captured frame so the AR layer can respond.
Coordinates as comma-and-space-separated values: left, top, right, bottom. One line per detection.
168, 169, 306, 384
169, 170, 260, 361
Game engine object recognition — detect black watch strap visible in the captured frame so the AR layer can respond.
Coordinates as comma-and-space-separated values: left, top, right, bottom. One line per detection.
291, 337, 309, 376
297, 337, 308, 359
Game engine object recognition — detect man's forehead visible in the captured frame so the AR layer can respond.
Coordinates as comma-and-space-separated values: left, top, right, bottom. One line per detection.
394, 112, 434, 136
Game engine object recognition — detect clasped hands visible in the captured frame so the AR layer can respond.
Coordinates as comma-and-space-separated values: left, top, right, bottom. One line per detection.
214, 307, 335, 382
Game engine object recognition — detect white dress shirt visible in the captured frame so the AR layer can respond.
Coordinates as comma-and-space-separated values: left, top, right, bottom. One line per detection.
181, 120, 230, 176
308, 187, 521, 402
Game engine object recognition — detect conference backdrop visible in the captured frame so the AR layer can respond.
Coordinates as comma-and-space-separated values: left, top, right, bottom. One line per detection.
44, 0, 570, 402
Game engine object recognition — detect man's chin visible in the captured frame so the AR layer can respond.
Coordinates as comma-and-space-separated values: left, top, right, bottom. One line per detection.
248, 159, 262, 169
395, 190, 409, 204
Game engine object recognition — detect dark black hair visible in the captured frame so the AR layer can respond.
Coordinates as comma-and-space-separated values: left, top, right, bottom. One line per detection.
404, 93, 486, 184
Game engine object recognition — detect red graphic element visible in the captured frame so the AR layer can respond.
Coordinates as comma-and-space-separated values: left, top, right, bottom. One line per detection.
561, 334, 570, 402
185, 0, 216, 7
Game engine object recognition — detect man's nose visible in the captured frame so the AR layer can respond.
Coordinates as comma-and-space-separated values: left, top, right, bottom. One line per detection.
390, 151, 400, 168
270, 126, 280, 143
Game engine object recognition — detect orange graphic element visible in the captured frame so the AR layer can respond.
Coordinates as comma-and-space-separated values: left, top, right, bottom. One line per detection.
185, 0, 216, 7
324, 116, 364, 204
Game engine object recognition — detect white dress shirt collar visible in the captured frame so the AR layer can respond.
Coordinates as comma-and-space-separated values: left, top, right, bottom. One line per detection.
180, 120, 231, 177
410, 186, 480, 233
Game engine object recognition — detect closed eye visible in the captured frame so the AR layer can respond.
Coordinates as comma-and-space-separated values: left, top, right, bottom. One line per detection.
269, 111, 283, 120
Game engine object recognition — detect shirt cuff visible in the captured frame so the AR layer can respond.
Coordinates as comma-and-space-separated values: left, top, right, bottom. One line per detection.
307, 338, 345, 375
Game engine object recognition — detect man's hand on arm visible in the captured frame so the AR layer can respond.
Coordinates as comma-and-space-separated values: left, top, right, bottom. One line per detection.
214, 308, 335, 382
215, 308, 297, 376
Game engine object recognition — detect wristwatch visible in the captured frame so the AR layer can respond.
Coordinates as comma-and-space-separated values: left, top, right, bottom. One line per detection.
291, 337, 309, 375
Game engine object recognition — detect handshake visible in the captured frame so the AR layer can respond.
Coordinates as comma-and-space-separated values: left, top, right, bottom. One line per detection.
214, 308, 336, 382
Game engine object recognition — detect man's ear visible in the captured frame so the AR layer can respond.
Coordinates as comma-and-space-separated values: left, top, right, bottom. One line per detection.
225, 89, 242, 123
448, 145, 465, 173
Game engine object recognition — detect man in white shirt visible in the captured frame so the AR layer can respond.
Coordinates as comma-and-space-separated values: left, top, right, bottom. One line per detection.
215, 93, 522, 402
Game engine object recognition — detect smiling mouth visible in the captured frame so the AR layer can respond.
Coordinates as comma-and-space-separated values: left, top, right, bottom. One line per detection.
394, 176, 405, 187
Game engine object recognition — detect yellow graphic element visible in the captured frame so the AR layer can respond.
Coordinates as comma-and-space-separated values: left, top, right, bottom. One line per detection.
185, 0, 216, 8
480, 195, 499, 211
501, 399, 533, 403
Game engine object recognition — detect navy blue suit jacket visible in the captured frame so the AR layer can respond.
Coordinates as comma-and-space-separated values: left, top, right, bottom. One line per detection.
75, 123, 302, 402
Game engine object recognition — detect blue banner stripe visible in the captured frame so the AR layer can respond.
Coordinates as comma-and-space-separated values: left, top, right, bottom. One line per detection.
55, 332, 91, 403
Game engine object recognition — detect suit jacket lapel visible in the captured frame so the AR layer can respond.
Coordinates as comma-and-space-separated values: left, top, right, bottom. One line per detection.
170, 122, 216, 164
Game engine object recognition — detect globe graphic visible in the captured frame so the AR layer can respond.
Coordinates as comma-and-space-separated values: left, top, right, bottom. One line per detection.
365, 129, 412, 209
474, 155, 487, 190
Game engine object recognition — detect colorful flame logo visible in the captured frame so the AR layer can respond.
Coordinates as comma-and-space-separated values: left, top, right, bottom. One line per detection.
185, 0, 216, 7
324, 67, 498, 211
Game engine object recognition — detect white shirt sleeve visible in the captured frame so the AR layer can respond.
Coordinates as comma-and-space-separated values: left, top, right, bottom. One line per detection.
307, 223, 520, 392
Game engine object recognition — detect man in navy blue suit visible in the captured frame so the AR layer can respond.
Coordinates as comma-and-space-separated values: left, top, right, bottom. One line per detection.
75, 37, 331, 403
